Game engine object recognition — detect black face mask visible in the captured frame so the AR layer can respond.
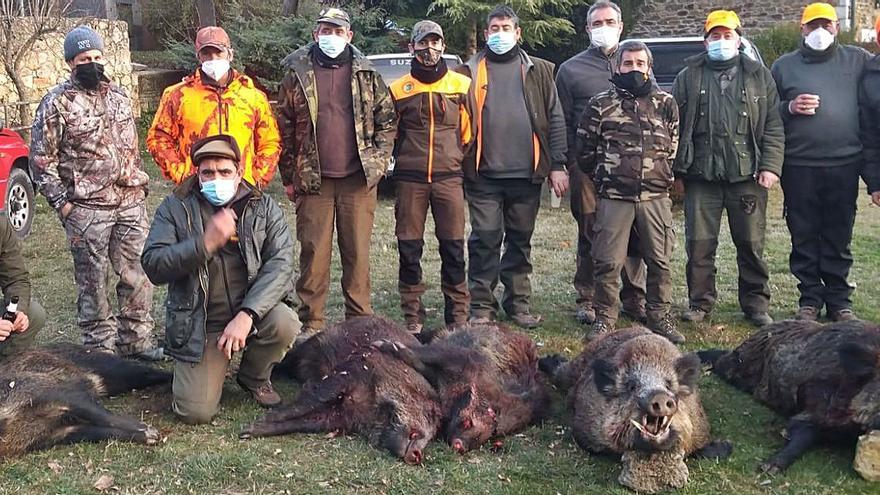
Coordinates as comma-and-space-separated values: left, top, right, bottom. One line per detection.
611, 70, 651, 97
73, 62, 107, 89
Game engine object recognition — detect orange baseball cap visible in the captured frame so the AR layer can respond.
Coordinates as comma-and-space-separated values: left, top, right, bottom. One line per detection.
704, 10, 741, 35
195, 26, 231, 52
801, 3, 838, 25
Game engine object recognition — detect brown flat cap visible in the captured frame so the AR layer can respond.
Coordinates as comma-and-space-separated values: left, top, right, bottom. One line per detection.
191, 135, 241, 165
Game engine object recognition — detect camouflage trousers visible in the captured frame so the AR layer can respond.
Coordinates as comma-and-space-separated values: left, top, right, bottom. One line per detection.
63, 203, 154, 355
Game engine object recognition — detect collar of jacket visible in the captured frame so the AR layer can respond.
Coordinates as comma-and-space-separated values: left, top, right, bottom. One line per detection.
683, 51, 763, 75
188, 69, 248, 91
67, 77, 111, 94
586, 45, 616, 61
798, 39, 839, 63
173, 174, 262, 200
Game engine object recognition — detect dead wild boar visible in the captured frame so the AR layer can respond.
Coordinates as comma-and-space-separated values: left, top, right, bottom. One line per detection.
241, 317, 441, 465
0, 344, 171, 459
541, 327, 730, 493
377, 322, 550, 454
274, 315, 421, 383
700, 319, 880, 474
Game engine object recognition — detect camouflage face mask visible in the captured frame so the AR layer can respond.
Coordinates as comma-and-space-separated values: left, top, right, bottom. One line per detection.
414, 47, 442, 66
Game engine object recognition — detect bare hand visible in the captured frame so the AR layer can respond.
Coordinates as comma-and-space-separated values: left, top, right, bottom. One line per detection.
548, 171, 569, 198
12, 311, 29, 333
284, 184, 296, 202
59, 202, 74, 220
788, 94, 820, 116
217, 311, 253, 360
0, 320, 12, 341
203, 208, 237, 254
871, 191, 880, 207
756, 171, 779, 189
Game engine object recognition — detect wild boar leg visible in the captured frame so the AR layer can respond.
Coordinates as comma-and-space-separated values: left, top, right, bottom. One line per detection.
55, 392, 153, 434
240, 405, 344, 438
375, 341, 479, 378
692, 440, 734, 459
50, 424, 159, 446
760, 420, 817, 474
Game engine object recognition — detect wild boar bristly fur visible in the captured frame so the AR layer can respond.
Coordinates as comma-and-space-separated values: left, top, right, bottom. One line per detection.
0, 344, 171, 459
704, 319, 880, 474
242, 316, 442, 465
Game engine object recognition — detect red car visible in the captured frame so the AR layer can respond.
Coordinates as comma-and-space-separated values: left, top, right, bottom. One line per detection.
0, 128, 35, 238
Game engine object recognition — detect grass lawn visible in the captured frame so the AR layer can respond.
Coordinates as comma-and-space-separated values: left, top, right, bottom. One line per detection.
2, 141, 879, 494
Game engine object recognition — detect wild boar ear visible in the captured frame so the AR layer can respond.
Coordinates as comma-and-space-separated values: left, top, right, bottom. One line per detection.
839, 342, 879, 381
675, 353, 702, 394
591, 358, 618, 396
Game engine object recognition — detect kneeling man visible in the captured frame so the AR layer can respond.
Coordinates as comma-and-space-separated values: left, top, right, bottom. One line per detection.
142, 135, 300, 424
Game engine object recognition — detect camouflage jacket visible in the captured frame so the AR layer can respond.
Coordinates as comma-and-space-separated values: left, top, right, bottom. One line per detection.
30, 79, 149, 211
277, 43, 397, 194
577, 87, 679, 201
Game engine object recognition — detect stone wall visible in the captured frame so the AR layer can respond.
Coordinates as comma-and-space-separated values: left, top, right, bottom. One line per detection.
136, 68, 187, 115
0, 18, 136, 128
854, 0, 880, 41
629, 0, 879, 40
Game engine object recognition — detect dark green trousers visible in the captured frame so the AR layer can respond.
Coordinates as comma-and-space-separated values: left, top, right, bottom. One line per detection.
683, 179, 770, 315
465, 178, 541, 319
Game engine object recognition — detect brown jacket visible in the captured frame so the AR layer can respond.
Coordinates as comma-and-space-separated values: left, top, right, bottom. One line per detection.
389, 70, 474, 183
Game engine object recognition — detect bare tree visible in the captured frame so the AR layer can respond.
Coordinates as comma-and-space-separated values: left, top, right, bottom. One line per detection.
282, 0, 299, 16
0, 0, 69, 127
195, 0, 216, 27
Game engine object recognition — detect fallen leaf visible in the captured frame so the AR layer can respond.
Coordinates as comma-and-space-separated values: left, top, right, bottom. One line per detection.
273, 448, 282, 456
47, 461, 62, 474
93, 474, 114, 491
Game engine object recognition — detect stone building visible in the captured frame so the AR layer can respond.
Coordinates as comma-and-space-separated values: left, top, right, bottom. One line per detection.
629, 0, 880, 41
0, 19, 136, 128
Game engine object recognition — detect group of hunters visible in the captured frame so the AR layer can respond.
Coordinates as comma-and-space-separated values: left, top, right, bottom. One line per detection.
0, 1, 877, 424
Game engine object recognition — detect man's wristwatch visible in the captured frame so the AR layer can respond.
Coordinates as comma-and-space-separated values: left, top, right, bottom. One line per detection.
241, 308, 258, 322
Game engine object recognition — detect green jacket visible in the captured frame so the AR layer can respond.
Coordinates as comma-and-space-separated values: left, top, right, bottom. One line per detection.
458, 49, 568, 183
672, 54, 785, 181
141, 177, 295, 363
0, 215, 30, 315
277, 44, 397, 194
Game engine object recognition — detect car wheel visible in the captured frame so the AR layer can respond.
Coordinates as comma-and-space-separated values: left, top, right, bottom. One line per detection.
6, 167, 34, 238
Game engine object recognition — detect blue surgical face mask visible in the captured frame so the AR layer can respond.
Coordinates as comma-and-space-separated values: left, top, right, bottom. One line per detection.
200, 178, 237, 206
486, 31, 517, 55
706, 39, 739, 61
318, 34, 348, 58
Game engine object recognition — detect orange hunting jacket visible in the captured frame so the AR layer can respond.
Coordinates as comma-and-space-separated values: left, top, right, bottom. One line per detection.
146, 70, 281, 187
